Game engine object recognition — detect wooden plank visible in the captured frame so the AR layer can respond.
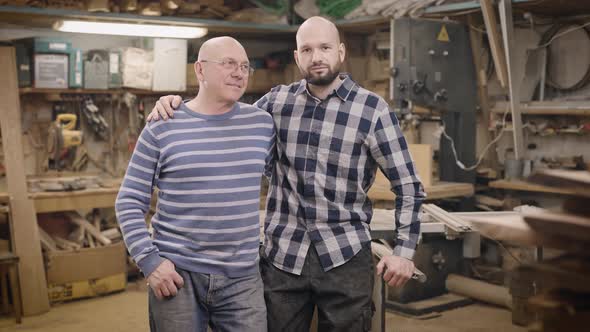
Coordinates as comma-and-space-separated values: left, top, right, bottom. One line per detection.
86, 232, 96, 248
515, 255, 590, 294
52, 236, 81, 251
480, 0, 508, 88
425, 182, 475, 200
489, 179, 578, 195
524, 211, 590, 242
498, 0, 525, 160
462, 214, 590, 253
563, 197, 590, 217
409, 144, 433, 187
68, 225, 85, 245
468, 14, 499, 170
29, 186, 120, 198
38, 228, 58, 252
32, 190, 119, 213
528, 289, 590, 331
423, 204, 472, 232
475, 194, 504, 208
101, 228, 122, 241
527, 169, 590, 197
65, 212, 112, 246
368, 181, 474, 202
0, 46, 50, 315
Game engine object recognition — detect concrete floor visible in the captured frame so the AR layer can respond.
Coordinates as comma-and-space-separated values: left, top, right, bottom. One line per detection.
0, 281, 527, 332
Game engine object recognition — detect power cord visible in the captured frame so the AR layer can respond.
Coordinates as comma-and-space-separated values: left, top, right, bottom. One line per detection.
439, 106, 510, 171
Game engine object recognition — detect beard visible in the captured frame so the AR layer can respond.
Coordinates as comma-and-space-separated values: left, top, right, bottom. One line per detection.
303, 61, 342, 86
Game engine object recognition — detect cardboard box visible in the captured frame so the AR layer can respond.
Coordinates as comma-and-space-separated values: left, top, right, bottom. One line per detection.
152, 38, 187, 91
84, 50, 109, 89
46, 242, 127, 284
34, 54, 68, 89
46, 242, 127, 302
69, 48, 83, 88
120, 47, 153, 89
48, 273, 127, 303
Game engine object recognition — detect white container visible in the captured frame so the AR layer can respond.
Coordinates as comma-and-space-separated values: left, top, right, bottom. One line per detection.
152, 38, 187, 91
120, 47, 153, 90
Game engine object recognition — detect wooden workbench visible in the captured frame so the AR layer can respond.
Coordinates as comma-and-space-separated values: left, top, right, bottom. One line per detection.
0, 179, 122, 213
29, 186, 120, 213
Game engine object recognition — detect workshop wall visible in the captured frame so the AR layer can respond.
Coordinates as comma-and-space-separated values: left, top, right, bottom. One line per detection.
486, 27, 590, 170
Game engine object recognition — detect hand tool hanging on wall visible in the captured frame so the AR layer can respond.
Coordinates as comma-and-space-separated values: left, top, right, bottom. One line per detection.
123, 92, 142, 152
82, 97, 109, 140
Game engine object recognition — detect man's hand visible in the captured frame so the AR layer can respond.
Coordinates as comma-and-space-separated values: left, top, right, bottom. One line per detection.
376, 255, 415, 288
147, 95, 182, 121
146, 259, 184, 300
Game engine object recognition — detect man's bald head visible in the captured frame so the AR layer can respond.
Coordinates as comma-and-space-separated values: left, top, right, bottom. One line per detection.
197, 36, 247, 62
294, 16, 345, 86
194, 36, 250, 103
296, 16, 341, 48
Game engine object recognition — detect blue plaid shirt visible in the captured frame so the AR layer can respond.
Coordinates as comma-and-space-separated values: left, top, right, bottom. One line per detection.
255, 75, 425, 275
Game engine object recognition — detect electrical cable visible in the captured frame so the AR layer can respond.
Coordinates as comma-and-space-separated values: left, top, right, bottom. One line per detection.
440, 106, 510, 172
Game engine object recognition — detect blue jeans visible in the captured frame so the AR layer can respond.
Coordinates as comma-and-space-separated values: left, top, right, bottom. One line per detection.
148, 267, 267, 332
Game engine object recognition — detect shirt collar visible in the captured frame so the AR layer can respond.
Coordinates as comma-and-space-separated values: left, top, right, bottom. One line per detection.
294, 74, 355, 102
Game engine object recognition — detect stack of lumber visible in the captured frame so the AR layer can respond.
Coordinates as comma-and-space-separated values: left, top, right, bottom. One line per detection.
518, 170, 590, 332
463, 169, 590, 331
38, 211, 122, 253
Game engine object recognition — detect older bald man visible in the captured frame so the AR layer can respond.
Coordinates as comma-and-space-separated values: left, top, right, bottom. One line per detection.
115, 37, 273, 332
149, 17, 425, 332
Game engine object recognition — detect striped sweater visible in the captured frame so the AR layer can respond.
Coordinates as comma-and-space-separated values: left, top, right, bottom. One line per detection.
115, 102, 275, 278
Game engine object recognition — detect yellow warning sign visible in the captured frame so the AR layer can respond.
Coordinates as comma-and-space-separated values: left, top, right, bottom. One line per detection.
437, 25, 450, 42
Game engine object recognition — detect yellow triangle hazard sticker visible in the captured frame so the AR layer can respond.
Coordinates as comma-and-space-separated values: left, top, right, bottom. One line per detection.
437, 25, 450, 42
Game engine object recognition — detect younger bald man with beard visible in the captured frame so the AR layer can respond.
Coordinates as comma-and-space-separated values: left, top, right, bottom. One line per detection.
115, 37, 273, 332
149, 17, 425, 332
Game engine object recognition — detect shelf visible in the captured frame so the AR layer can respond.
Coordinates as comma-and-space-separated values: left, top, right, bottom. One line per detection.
0, 5, 392, 36
19, 87, 194, 95
423, 0, 589, 16
18, 86, 272, 96
492, 101, 590, 116
0, 5, 297, 35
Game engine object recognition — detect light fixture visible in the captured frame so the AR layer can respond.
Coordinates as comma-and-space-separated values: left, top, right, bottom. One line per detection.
53, 20, 208, 39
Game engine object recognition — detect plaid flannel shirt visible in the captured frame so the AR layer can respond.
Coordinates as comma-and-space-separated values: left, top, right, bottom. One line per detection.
255, 74, 425, 275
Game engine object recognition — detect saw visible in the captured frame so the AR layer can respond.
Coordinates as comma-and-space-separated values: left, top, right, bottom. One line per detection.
48, 114, 83, 170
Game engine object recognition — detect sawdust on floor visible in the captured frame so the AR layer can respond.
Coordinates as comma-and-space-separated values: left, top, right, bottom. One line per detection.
0, 281, 527, 332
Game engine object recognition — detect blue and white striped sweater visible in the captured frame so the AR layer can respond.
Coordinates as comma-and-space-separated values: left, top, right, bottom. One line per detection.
115, 102, 275, 278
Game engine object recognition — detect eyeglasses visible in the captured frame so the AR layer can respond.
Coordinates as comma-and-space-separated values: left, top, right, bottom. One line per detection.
200, 59, 254, 75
